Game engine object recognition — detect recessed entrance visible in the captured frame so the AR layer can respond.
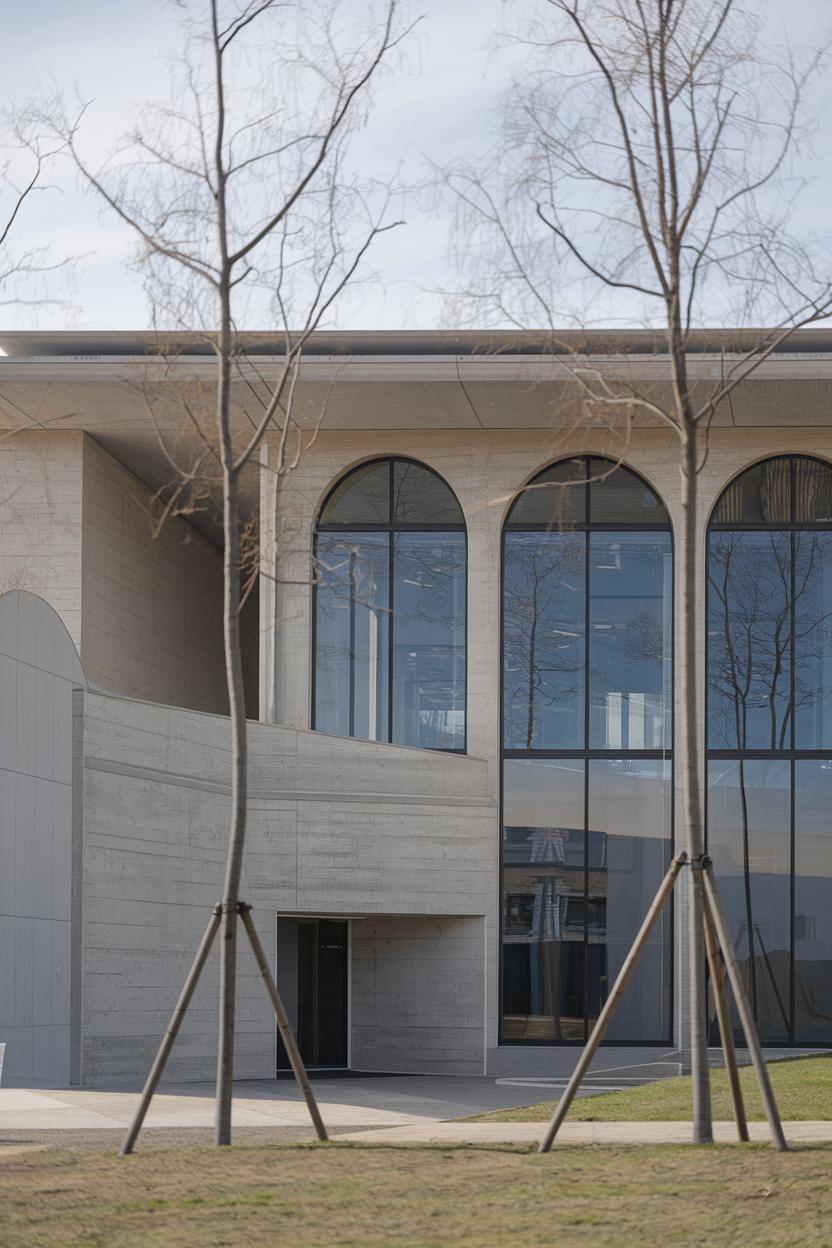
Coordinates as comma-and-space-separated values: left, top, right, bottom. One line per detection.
276, 918, 349, 1072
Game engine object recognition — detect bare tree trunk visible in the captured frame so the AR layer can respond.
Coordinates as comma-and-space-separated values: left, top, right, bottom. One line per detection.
680, 423, 712, 1143
215, 300, 249, 1146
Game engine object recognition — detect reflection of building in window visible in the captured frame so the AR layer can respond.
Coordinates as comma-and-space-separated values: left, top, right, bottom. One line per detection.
314, 458, 466, 751
707, 455, 832, 1045
501, 458, 673, 1046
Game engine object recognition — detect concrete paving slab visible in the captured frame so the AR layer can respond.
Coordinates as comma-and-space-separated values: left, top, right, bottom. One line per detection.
336, 1120, 832, 1146
0, 1074, 605, 1134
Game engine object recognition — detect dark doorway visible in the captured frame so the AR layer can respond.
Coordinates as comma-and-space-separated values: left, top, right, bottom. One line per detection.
277, 918, 348, 1072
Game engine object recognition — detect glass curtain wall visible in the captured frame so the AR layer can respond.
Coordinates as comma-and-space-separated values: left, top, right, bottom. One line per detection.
707, 455, 832, 1045
314, 458, 466, 750
501, 457, 673, 1044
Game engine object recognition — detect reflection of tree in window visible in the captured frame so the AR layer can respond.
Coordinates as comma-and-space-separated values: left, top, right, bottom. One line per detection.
501, 459, 673, 1046
707, 455, 832, 1045
314, 458, 466, 749
503, 535, 584, 749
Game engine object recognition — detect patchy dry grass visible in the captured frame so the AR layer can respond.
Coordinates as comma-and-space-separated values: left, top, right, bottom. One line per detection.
2, 1140, 832, 1248
468, 1056, 832, 1123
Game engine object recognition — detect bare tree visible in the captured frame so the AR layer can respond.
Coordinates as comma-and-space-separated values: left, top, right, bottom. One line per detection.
0, 110, 71, 317
49, 0, 411, 1146
445, 0, 832, 1144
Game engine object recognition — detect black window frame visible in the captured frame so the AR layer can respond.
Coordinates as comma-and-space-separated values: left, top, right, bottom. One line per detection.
706, 453, 832, 1048
312, 456, 468, 753
500, 455, 675, 1047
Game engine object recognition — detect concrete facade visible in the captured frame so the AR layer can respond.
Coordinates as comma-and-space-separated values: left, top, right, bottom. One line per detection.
262, 421, 832, 1069
3, 330, 832, 1084
72, 689, 494, 1083
0, 592, 84, 1082
0, 430, 233, 716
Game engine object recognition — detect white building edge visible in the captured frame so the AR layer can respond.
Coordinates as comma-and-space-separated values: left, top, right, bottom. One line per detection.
1, 328, 830, 1086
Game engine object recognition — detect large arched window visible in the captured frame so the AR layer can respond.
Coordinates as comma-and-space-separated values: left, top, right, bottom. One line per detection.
501, 457, 673, 1045
313, 458, 466, 750
708, 455, 832, 1046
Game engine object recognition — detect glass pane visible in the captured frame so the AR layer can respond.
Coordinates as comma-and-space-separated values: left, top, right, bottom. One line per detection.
794, 761, 832, 1043
712, 459, 791, 525
589, 459, 668, 525
707, 531, 792, 750
794, 458, 832, 523
391, 532, 466, 749
506, 458, 587, 529
393, 462, 463, 526
503, 532, 585, 749
319, 462, 390, 525
588, 532, 672, 750
588, 760, 672, 1041
795, 531, 832, 749
314, 533, 389, 740
502, 759, 586, 1042
707, 760, 791, 1045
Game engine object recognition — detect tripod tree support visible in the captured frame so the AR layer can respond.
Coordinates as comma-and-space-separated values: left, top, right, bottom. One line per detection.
538, 852, 687, 1153
538, 852, 789, 1153
239, 904, 328, 1141
700, 871, 748, 1142
701, 861, 788, 1152
120, 902, 327, 1155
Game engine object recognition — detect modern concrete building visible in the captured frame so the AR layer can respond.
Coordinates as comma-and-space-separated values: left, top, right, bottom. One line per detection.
1, 328, 830, 1086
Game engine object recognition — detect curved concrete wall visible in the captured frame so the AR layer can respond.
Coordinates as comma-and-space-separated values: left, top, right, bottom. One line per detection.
0, 591, 85, 1083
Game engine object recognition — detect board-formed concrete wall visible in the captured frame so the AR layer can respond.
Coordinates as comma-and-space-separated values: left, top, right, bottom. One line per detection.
80, 437, 230, 715
0, 430, 234, 717
351, 916, 486, 1075
73, 690, 495, 1083
0, 591, 85, 1082
0, 432, 85, 647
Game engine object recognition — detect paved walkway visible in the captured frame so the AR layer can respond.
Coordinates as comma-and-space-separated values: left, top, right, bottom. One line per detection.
337, 1120, 832, 1146
0, 1074, 606, 1136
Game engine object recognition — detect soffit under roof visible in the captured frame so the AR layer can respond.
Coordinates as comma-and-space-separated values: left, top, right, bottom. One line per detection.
3, 329, 832, 546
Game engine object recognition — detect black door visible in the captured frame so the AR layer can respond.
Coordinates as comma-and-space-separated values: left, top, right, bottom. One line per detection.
278, 919, 348, 1071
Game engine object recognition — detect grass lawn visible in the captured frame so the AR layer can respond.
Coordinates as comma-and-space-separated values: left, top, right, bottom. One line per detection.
3, 1140, 832, 1248
467, 1056, 832, 1122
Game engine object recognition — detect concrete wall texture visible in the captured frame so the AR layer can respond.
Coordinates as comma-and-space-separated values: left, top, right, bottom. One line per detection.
0, 591, 85, 1081
73, 690, 495, 1083
6, 403, 832, 1084
79, 437, 230, 715
0, 430, 230, 717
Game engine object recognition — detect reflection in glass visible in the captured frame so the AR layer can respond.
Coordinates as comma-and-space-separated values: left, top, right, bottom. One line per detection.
315, 459, 466, 749
589, 458, 668, 525
588, 760, 672, 1041
392, 533, 466, 748
794, 762, 832, 1043
794, 458, 832, 523
320, 461, 390, 525
707, 760, 791, 1045
503, 533, 585, 749
794, 532, 832, 749
393, 461, 463, 525
707, 531, 792, 750
711, 458, 791, 525
589, 533, 672, 750
314, 533, 389, 740
506, 458, 587, 529
502, 760, 586, 1042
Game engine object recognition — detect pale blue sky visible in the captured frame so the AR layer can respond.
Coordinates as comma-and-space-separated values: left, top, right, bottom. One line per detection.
3, 0, 832, 331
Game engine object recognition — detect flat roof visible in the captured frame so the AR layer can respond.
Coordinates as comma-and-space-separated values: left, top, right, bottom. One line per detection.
4, 327, 832, 359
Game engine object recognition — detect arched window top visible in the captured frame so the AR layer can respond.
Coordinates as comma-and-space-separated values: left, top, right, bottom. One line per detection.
710, 455, 832, 528
318, 458, 465, 529
505, 455, 669, 529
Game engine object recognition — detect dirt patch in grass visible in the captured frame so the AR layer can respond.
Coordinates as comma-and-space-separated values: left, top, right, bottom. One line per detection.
2, 1140, 832, 1248
467, 1056, 832, 1123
